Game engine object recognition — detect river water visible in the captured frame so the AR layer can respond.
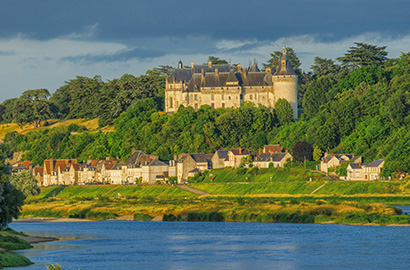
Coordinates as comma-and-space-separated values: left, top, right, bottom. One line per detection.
8, 221, 410, 270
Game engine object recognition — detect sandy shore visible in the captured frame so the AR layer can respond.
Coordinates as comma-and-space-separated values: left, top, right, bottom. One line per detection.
14, 217, 96, 223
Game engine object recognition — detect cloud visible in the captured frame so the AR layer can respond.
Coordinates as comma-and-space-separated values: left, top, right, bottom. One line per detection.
2, 32, 410, 103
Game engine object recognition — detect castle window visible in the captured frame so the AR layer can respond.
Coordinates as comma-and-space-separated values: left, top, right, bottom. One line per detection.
222, 95, 224, 100
222, 103, 225, 108
211, 103, 215, 108
229, 96, 231, 100
211, 94, 214, 101
194, 104, 198, 110
169, 97, 173, 108
194, 94, 198, 101
249, 95, 253, 100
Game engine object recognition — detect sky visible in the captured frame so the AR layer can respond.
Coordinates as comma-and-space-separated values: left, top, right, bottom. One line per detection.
1, 0, 410, 103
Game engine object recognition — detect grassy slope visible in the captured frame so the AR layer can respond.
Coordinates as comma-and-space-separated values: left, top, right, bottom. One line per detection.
0, 118, 113, 139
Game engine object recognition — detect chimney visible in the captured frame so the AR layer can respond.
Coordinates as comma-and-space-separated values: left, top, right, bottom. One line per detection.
147, 156, 151, 162
201, 69, 205, 80
266, 67, 271, 74
50, 158, 54, 171
243, 68, 247, 78
239, 147, 242, 153
331, 153, 334, 158
208, 60, 212, 68
258, 148, 262, 156
359, 161, 361, 167
191, 61, 194, 69
237, 63, 241, 72
174, 153, 177, 160
215, 67, 219, 76
285, 147, 288, 153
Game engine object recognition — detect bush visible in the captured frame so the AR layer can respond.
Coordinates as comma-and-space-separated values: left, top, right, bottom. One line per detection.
133, 213, 153, 221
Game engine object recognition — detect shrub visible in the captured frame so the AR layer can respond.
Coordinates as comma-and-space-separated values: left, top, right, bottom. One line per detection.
133, 213, 153, 221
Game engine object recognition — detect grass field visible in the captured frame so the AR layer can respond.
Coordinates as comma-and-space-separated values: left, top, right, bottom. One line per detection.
0, 118, 114, 139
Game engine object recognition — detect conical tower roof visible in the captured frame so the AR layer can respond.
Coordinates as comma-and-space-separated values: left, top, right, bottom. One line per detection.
274, 44, 297, 76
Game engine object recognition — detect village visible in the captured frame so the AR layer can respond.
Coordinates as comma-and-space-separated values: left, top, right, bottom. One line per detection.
10, 145, 385, 186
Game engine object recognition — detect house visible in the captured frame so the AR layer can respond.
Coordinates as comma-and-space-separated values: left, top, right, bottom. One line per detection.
177, 153, 211, 182
346, 159, 384, 181
11, 160, 34, 174
211, 150, 229, 169
142, 159, 169, 184
43, 158, 77, 186
253, 152, 292, 168
224, 148, 251, 168
320, 153, 362, 173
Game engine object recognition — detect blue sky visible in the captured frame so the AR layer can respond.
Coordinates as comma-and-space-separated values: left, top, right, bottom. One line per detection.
1, 0, 410, 102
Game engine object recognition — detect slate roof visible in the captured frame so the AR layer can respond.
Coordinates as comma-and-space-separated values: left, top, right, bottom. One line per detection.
255, 152, 288, 162
366, 159, 384, 168
215, 150, 229, 159
146, 159, 167, 167
126, 150, 147, 166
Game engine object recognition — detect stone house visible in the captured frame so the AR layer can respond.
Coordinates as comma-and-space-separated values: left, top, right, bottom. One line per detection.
253, 152, 292, 168
211, 150, 229, 169
346, 159, 385, 181
43, 158, 77, 186
142, 159, 169, 184
177, 153, 211, 182
224, 148, 251, 168
320, 153, 362, 173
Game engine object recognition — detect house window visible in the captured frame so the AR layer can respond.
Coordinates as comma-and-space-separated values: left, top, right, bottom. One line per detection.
194, 94, 198, 101
250, 95, 253, 100
211, 94, 214, 101
222, 95, 225, 100
195, 103, 198, 110
211, 103, 215, 108
222, 103, 225, 108
169, 97, 173, 108
229, 96, 231, 100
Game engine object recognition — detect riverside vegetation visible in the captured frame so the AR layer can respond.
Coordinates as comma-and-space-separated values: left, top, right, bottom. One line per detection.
20, 166, 410, 226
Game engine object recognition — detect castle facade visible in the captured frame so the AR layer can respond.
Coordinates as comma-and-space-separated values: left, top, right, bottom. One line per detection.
165, 45, 298, 119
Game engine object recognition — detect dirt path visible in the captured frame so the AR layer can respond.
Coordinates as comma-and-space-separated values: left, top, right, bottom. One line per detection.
309, 181, 328, 195
177, 185, 211, 196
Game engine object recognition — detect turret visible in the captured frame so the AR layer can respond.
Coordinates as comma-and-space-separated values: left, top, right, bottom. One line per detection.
272, 44, 298, 119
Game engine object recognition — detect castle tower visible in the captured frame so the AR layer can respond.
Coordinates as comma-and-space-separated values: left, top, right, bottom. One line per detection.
272, 44, 298, 119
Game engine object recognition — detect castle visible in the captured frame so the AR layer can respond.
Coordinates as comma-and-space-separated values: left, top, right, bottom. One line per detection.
165, 45, 298, 119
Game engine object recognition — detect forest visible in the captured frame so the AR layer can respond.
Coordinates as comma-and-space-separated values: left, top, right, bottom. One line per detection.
1, 42, 410, 177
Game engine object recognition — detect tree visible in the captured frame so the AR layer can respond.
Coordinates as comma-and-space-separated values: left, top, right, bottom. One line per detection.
263, 47, 302, 75
9, 171, 40, 197
313, 146, 322, 162
206, 56, 228, 65
337, 42, 388, 71
0, 146, 25, 229
302, 76, 333, 119
292, 140, 313, 162
311, 56, 346, 81
275, 99, 293, 125
15, 89, 53, 127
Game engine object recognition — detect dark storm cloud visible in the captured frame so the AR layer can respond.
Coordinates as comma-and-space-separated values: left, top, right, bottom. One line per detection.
2, 0, 409, 43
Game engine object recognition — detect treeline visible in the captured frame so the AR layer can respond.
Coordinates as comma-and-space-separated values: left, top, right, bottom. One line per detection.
0, 68, 169, 128
2, 43, 410, 176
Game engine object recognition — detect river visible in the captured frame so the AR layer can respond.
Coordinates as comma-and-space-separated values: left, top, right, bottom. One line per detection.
8, 221, 410, 270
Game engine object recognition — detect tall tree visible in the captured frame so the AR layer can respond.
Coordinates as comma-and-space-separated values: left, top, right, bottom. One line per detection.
302, 76, 333, 119
337, 42, 388, 71
292, 140, 313, 161
275, 99, 294, 126
311, 57, 346, 81
9, 171, 40, 197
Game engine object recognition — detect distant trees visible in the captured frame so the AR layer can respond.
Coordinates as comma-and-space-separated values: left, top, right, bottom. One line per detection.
206, 56, 228, 65
9, 171, 40, 197
337, 42, 388, 71
292, 140, 313, 162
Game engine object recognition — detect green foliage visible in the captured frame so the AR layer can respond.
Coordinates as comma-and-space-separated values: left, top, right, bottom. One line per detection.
9, 171, 40, 197
45, 263, 62, 270
302, 76, 333, 118
0, 251, 33, 268
275, 98, 293, 125
336, 42, 388, 71
133, 213, 153, 221
0, 235, 32, 250
206, 56, 228, 65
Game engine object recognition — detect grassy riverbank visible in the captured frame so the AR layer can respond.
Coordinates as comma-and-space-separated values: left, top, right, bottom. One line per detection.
0, 230, 33, 268
18, 179, 410, 226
